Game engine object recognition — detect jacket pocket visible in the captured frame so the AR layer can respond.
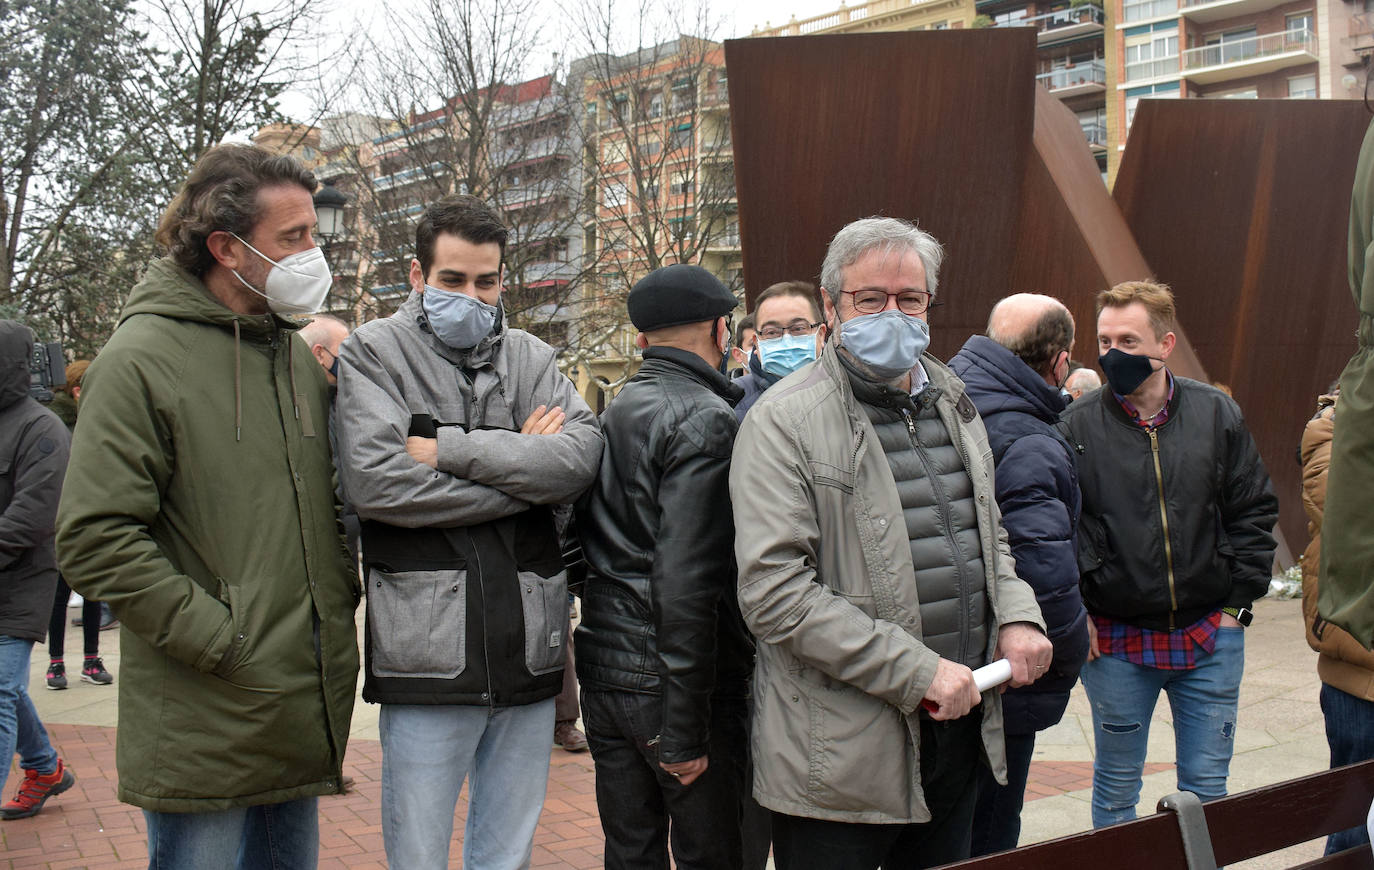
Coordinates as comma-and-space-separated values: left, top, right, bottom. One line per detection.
518, 567, 568, 676
367, 568, 467, 679
1076, 513, 1110, 575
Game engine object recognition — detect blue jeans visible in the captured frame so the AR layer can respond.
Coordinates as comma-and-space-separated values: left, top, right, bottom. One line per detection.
0, 635, 59, 798
380, 698, 556, 870
1321, 683, 1374, 853
143, 797, 318, 869
1079, 626, 1244, 828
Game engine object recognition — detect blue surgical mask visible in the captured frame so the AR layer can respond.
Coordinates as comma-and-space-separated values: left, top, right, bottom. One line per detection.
422, 285, 498, 349
839, 310, 930, 381
757, 333, 817, 377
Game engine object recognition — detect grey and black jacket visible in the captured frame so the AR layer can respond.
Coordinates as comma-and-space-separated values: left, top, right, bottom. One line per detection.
1060, 378, 1277, 631
336, 290, 603, 707
0, 321, 70, 643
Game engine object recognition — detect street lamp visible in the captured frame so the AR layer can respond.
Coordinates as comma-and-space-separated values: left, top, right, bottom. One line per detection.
313, 179, 349, 266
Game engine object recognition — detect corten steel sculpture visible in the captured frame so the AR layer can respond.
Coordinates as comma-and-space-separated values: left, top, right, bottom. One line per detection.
725, 31, 1364, 561
1113, 99, 1370, 556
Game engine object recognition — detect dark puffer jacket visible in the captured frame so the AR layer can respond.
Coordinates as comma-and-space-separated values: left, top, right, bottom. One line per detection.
0, 321, 70, 642
950, 336, 1088, 734
575, 346, 755, 764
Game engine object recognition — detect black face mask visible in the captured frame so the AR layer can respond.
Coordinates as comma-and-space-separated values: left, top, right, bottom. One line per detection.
1098, 348, 1161, 396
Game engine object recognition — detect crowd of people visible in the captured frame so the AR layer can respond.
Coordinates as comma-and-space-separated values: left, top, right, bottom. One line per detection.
0, 130, 1370, 870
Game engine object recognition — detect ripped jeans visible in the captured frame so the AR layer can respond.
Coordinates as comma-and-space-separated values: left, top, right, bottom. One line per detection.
1080, 626, 1245, 828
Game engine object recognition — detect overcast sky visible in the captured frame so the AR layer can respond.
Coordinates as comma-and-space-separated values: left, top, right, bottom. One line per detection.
279, 0, 851, 122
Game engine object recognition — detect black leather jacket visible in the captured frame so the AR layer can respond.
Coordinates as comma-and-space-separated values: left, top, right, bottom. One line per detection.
574, 347, 754, 763
1060, 377, 1278, 631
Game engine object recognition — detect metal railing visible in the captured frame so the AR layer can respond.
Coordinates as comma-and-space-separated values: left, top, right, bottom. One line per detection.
1019, 5, 1105, 34
1080, 123, 1108, 147
1124, 55, 1180, 81
1037, 59, 1107, 90
1180, 28, 1315, 71
1122, 0, 1178, 21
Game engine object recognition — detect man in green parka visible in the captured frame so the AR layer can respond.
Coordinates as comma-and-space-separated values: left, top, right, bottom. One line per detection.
56, 144, 360, 869
1322, 118, 1374, 651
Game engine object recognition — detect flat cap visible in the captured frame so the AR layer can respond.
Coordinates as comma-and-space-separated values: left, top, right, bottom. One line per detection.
628, 264, 737, 332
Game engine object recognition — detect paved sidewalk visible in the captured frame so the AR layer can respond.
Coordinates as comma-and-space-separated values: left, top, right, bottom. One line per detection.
2, 596, 1329, 869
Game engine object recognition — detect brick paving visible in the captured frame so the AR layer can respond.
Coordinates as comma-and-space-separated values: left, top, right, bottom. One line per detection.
0, 723, 1134, 869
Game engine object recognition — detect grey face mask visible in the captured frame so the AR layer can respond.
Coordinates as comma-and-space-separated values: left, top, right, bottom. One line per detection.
422, 286, 498, 349
838, 310, 930, 381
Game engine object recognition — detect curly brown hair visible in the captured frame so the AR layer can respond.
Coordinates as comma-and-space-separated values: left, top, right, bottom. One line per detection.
155, 144, 317, 277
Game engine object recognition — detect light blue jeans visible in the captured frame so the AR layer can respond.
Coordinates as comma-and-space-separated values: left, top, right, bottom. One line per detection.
380, 698, 556, 870
143, 797, 318, 869
1080, 626, 1245, 828
0, 635, 59, 798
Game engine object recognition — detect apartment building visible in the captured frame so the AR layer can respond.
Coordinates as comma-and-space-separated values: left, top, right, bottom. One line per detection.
568, 38, 742, 395
1109, 0, 1372, 178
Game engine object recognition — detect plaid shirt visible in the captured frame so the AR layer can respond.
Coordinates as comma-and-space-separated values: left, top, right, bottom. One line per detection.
1094, 371, 1223, 670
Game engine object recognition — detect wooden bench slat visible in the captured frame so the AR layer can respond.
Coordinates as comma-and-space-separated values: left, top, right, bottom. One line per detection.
1205, 760, 1374, 865
938, 813, 1185, 870
1288, 844, 1374, 870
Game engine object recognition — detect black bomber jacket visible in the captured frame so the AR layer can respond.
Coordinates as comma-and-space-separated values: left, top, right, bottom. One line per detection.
574, 347, 755, 764
1059, 377, 1279, 632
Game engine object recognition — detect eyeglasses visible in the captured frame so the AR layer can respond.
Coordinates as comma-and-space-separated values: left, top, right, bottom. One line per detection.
757, 320, 823, 340
842, 289, 936, 316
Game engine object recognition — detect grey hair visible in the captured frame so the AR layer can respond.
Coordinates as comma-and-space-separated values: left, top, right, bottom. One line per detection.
820, 217, 945, 305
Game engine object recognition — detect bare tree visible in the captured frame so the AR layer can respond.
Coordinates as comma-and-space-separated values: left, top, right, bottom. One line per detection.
334, 0, 601, 355
559, 0, 742, 390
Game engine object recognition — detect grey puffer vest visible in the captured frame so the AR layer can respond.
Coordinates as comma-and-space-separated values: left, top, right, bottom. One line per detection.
852, 370, 990, 668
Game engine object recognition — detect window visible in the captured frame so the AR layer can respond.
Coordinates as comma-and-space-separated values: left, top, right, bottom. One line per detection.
643, 90, 664, 120
1204, 86, 1259, 98
604, 181, 628, 208
1202, 27, 1257, 64
669, 172, 693, 196
1288, 73, 1317, 98
1124, 26, 1179, 81
670, 123, 693, 151
640, 139, 662, 158
671, 78, 695, 112
1124, 83, 1179, 132
1286, 11, 1313, 34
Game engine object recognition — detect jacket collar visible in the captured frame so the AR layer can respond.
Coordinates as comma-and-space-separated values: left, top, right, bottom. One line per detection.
640, 346, 745, 407
952, 334, 1067, 423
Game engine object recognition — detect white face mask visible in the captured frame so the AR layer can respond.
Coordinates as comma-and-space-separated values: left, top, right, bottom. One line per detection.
229, 233, 332, 316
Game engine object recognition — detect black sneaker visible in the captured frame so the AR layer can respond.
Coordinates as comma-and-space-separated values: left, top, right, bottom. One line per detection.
45, 663, 66, 691
81, 658, 113, 685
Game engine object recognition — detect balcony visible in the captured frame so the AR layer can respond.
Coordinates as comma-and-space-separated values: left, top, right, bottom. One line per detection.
495, 135, 572, 167
517, 260, 581, 284
374, 162, 448, 192
1180, 29, 1317, 84
1037, 59, 1107, 97
1350, 13, 1374, 56
1123, 55, 1181, 82
1180, 0, 1300, 24
1080, 122, 1108, 150
1121, 0, 1177, 23
1025, 6, 1105, 45
705, 229, 742, 251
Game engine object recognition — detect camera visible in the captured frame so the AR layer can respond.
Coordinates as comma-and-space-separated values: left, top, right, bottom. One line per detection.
28, 340, 65, 403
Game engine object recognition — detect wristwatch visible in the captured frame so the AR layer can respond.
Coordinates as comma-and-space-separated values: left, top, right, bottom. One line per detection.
1221, 606, 1253, 627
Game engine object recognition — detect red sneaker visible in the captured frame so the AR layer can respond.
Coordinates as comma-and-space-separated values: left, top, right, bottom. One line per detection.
0, 760, 75, 820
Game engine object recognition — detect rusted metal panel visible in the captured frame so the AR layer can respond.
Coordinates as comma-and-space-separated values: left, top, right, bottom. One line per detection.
1113, 99, 1370, 555
724, 30, 1038, 360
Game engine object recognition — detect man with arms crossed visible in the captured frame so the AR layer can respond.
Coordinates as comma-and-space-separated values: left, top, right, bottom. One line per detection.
335, 194, 602, 869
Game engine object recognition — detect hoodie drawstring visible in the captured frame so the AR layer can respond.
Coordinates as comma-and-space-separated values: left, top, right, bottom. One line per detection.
233, 319, 242, 442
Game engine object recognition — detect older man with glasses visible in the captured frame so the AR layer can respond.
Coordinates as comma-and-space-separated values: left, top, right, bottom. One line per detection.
734, 281, 827, 420
730, 216, 1051, 870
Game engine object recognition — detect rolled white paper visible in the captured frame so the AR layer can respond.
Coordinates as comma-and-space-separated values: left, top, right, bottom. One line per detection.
973, 658, 1014, 692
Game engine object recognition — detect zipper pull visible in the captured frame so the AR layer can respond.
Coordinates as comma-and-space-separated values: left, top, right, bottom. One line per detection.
902, 408, 917, 438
